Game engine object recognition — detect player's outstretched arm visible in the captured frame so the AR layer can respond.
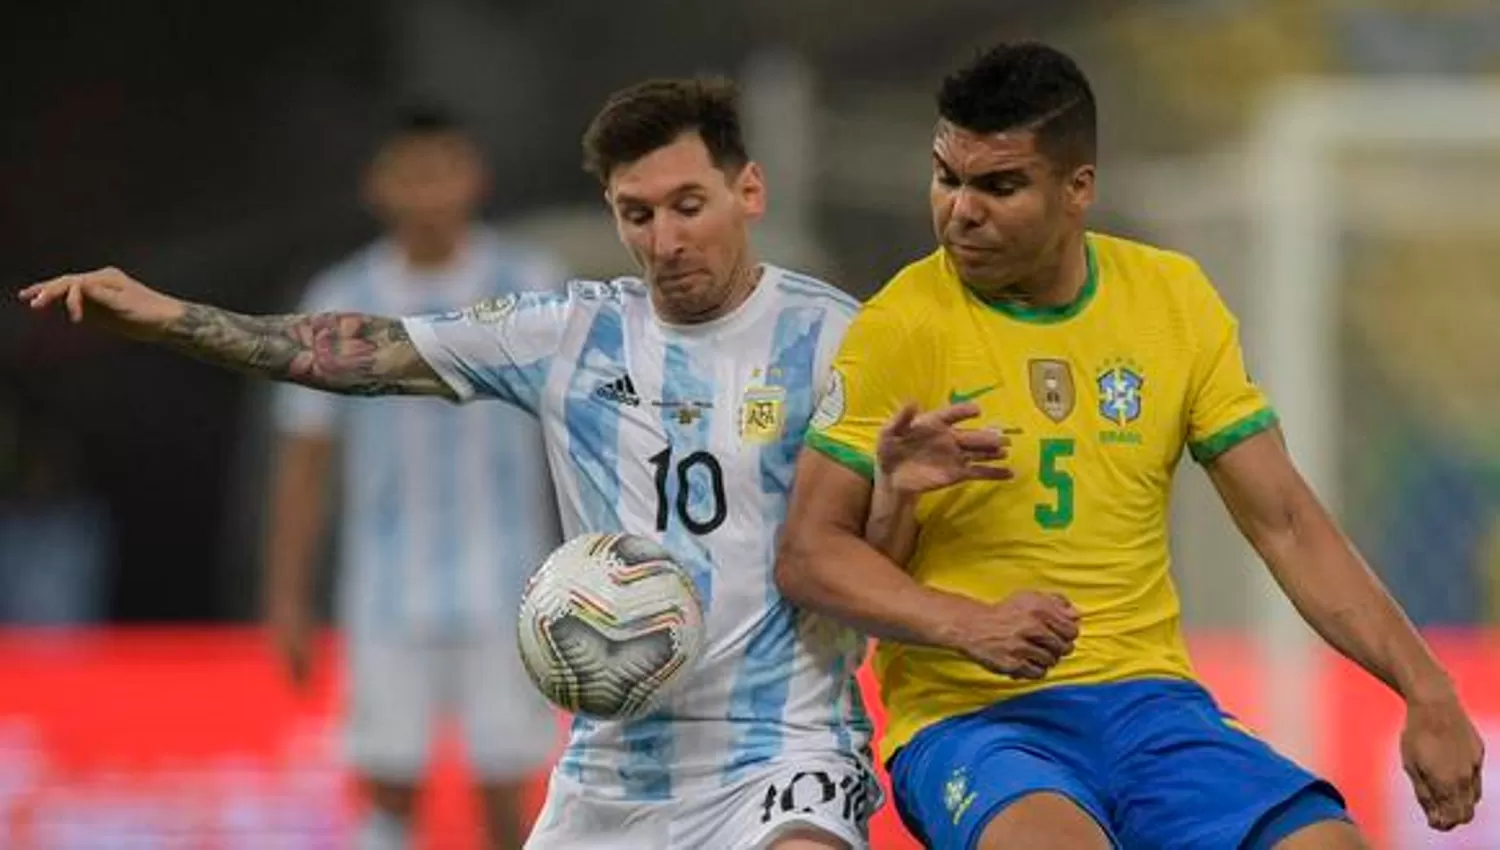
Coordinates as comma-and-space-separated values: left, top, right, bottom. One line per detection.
19, 268, 452, 398
1208, 429, 1484, 831
776, 447, 1076, 681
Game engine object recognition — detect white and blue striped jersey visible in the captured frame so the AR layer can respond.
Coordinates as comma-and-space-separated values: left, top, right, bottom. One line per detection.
273, 228, 564, 640
403, 265, 873, 800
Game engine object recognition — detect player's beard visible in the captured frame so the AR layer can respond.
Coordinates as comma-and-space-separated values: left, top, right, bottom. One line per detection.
952, 226, 1070, 306
651, 246, 758, 324
951, 246, 1037, 302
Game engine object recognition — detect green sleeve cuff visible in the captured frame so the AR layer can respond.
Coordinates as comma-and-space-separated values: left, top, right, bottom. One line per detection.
804, 431, 875, 480
1190, 407, 1279, 464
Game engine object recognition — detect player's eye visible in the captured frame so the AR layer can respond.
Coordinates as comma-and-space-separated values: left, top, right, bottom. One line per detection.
675, 197, 705, 217
622, 207, 653, 226
935, 169, 960, 188
976, 177, 1025, 198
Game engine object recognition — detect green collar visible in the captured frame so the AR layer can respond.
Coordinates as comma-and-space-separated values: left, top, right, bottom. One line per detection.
977, 236, 1098, 324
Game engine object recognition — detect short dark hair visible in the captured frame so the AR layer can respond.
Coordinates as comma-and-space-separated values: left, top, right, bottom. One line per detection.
938, 42, 1097, 168
388, 102, 468, 140
582, 77, 748, 183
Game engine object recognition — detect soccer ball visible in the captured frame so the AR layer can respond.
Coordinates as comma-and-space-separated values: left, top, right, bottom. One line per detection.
517, 532, 705, 720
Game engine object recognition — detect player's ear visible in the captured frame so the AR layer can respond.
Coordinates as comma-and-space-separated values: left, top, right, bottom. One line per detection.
735, 161, 767, 220
1065, 163, 1096, 214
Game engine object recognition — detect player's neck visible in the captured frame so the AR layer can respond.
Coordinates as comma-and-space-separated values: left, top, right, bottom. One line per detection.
708, 259, 763, 320
659, 259, 763, 325
398, 228, 470, 271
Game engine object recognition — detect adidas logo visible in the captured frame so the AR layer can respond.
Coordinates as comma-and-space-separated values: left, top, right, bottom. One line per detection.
593, 373, 640, 407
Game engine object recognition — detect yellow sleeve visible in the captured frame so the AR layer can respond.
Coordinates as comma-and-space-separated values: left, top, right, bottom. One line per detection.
805, 300, 924, 480
1185, 267, 1278, 464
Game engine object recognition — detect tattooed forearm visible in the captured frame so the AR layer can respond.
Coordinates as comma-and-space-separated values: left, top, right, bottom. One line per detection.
161, 303, 453, 398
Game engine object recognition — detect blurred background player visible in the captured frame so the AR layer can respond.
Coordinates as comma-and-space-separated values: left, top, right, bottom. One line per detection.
265, 104, 566, 850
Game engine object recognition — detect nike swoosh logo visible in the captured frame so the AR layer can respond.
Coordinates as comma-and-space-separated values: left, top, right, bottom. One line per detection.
948, 384, 998, 404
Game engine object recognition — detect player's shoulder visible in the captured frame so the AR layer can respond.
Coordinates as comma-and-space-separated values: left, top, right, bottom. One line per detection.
856, 249, 954, 334
563, 275, 647, 302
553, 276, 652, 320
1090, 231, 1217, 302
765, 265, 861, 318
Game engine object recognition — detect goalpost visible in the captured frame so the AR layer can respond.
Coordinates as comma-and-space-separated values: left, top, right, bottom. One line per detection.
1113, 77, 1500, 773
1248, 78, 1500, 765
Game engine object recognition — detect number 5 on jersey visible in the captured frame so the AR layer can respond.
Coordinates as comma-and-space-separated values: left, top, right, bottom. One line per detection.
1035, 437, 1075, 529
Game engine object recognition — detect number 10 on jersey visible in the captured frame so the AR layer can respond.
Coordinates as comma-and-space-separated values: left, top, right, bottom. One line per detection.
649, 447, 728, 536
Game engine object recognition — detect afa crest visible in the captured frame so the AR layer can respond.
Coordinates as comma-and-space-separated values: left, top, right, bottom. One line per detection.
1097, 364, 1144, 425
739, 385, 786, 444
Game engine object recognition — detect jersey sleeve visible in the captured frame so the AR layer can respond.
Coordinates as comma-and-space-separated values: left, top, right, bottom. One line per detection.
402, 289, 572, 415
804, 300, 926, 480
271, 274, 343, 437
1185, 266, 1278, 464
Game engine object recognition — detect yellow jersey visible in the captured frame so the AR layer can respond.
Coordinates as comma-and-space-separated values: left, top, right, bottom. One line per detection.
806, 232, 1275, 756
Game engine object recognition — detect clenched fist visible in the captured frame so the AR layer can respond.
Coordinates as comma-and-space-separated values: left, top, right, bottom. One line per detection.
954, 590, 1081, 680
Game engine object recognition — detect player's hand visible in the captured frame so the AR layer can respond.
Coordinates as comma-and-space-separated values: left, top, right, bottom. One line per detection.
957, 590, 1080, 680
1401, 687, 1484, 831
18, 267, 185, 341
876, 402, 1012, 497
268, 596, 315, 691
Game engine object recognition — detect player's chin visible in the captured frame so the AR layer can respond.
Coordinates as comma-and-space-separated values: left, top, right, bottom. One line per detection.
655, 278, 718, 314
952, 262, 1015, 293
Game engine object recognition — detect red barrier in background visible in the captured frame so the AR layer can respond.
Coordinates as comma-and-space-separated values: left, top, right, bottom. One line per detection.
0, 629, 1494, 849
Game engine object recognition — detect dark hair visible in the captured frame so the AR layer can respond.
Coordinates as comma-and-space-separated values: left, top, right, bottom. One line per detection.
387, 102, 469, 140
582, 77, 748, 183
938, 42, 1097, 168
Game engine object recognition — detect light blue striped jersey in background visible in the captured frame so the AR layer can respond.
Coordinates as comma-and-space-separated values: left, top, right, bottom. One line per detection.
273, 227, 564, 641
404, 265, 873, 800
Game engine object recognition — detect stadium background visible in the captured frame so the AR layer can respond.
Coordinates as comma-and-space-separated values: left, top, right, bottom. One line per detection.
3, 1, 1499, 847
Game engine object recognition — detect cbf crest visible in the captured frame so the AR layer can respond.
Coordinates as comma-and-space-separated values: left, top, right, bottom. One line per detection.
944, 767, 978, 824
1028, 359, 1075, 423
1097, 361, 1145, 425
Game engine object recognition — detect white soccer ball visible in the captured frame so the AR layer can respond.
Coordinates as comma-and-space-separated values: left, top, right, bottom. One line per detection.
517, 532, 705, 720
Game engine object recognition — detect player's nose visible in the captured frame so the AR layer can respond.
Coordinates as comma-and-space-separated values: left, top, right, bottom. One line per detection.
648, 217, 689, 261
951, 187, 987, 228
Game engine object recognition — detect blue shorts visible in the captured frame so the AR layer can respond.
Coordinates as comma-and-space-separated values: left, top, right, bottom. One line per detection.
889, 678, 1349, 850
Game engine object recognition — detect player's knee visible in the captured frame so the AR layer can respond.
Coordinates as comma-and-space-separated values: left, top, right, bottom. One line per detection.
975, 792, 1112, 850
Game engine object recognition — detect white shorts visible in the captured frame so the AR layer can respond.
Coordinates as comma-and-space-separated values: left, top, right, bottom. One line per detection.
524, 753, 881, 850
346, 633, 560, 782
